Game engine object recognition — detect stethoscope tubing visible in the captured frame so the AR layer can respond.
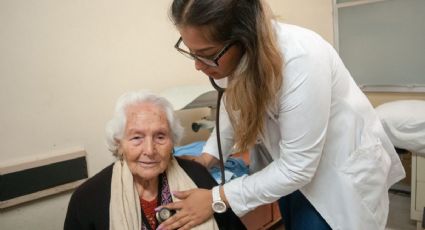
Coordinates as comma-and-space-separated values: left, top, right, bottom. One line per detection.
208, 77, 226, 186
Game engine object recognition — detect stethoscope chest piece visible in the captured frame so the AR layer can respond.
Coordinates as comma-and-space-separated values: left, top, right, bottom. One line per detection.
156, 207, 176, 223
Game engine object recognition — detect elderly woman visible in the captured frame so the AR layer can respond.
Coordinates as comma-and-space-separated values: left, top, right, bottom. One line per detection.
64, 91, 245, 230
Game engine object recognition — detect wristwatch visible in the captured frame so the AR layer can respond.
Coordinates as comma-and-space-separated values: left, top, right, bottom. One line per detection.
211, 186, 227, 213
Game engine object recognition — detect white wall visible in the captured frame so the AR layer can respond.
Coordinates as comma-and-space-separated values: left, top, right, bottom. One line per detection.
0, 0, 333, 229
269, 0, 334, 44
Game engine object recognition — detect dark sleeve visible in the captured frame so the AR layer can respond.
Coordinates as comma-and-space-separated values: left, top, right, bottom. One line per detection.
64, 192, 85, 230
64, 165, 113, 230
176, 157, 247, 230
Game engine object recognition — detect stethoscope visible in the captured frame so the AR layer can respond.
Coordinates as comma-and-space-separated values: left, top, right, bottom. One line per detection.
208, 77, 226, 186
155, 78, 226, 224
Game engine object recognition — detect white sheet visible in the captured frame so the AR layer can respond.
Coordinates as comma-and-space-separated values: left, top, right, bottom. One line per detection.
160, 85, 216, 110
375, 100, 425, 155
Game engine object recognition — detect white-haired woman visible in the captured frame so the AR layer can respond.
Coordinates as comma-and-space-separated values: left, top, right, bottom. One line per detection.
64, 91, 245, 230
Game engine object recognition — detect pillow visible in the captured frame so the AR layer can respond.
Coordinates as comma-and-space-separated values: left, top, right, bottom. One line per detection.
375, 100, 425, 155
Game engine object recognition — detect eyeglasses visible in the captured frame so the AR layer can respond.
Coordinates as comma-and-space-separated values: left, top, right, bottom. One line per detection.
174, 37, 234, 67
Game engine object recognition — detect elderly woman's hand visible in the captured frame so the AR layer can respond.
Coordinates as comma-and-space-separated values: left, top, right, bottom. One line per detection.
157, 188, 214, 230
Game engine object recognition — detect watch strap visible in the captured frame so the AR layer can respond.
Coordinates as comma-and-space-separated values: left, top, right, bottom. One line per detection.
212, 186, 221, 202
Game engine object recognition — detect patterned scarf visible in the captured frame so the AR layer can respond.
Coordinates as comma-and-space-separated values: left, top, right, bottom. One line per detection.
109, 157, 219, 230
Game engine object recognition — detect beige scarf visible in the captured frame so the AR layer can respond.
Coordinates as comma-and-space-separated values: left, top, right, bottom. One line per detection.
110, 157, 219, 230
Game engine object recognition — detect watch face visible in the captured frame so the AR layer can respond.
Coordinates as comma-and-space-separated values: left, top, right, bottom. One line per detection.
212, 201, 227, 213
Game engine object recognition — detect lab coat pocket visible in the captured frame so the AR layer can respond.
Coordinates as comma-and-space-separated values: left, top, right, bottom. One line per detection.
340, 141, 391, 213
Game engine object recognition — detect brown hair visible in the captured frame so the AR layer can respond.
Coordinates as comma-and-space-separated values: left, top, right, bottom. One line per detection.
170, 0, 283, 152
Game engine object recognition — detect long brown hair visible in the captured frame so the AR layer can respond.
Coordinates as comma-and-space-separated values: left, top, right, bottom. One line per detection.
170, 0, 283, 152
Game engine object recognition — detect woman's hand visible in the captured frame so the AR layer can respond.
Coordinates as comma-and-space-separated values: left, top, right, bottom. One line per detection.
156, 188, 214, 230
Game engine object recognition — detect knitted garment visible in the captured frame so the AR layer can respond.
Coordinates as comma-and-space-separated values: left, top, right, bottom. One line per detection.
140, 197, 157, 230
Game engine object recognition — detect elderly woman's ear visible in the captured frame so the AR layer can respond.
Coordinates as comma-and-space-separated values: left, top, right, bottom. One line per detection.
169, 149, 174, 160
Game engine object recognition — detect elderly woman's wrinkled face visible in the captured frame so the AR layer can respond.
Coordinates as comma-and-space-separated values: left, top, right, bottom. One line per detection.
120, 102, 173, 181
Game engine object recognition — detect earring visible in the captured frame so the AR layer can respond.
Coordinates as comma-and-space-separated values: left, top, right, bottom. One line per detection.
118, 151, 124, 161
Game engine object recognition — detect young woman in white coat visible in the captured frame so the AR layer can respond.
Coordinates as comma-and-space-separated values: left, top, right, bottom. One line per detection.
157, 0, 406, 229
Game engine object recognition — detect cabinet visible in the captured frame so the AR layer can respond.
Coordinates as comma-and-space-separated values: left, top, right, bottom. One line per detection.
241, 202, 281, 230
411, 153, 425, 229
232, 151, 282, 229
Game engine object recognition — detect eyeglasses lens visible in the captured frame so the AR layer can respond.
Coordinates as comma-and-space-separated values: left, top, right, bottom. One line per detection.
176, 39, 219, 67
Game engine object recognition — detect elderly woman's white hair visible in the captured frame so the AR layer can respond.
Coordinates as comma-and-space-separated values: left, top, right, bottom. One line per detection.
105, 91, 184, 157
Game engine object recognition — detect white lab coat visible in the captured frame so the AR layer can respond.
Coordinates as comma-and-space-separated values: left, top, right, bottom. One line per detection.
203, 23, 405, 230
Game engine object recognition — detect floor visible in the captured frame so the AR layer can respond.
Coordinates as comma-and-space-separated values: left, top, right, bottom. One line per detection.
386, 190, 417, 230
271, 189, 417, 230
